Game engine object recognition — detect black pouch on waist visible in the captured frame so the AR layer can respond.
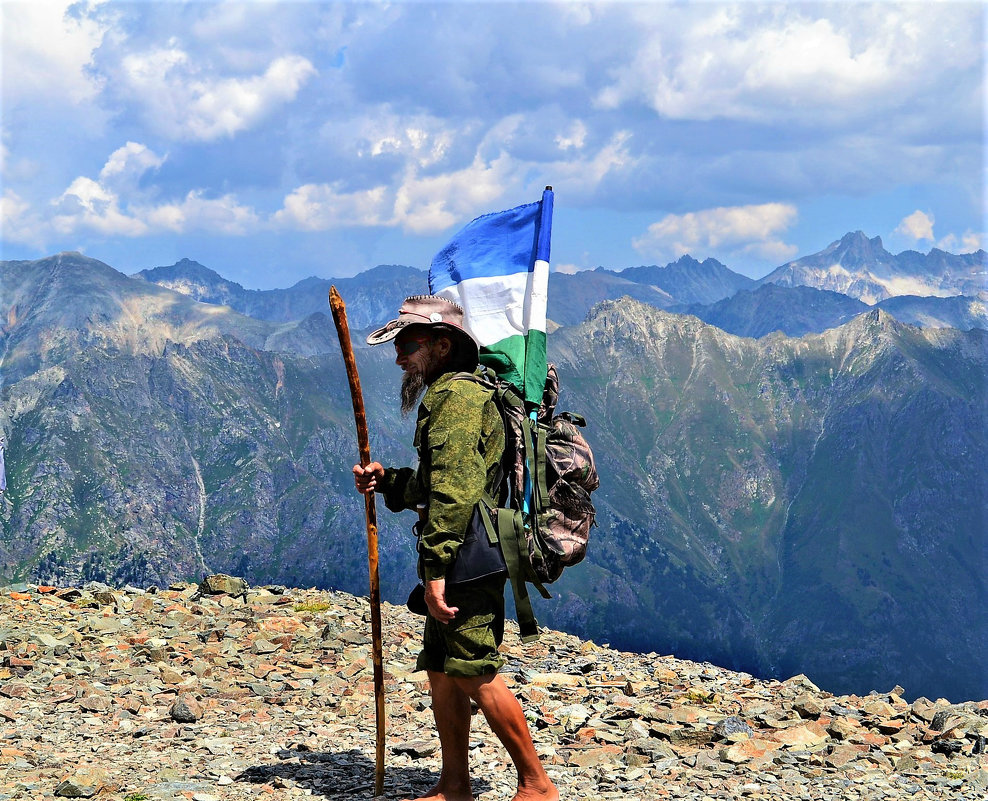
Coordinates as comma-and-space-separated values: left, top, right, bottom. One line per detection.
406, 583, 428, 616
445, 503, 508, 586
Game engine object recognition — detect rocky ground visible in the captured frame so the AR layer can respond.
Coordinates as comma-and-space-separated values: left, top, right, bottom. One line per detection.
0, 578, 985, 801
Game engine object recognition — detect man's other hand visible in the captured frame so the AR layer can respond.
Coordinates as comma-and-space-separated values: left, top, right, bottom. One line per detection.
424, 578, 458, 623
352, 462, 385, 494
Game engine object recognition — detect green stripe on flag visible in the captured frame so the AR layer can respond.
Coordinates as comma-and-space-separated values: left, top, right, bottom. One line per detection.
479, 329, 547, 407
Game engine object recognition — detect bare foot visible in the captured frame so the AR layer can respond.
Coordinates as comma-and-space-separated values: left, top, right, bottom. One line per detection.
511, 778, 559, 801
401, 783, 474, 801
400, 794, 473, 801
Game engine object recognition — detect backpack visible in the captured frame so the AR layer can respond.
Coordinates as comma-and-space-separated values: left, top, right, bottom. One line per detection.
455, 363, 599, 641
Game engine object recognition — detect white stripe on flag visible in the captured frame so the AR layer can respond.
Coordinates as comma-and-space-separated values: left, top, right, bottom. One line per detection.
531, 258, 549, 330
437, 265, 547, 347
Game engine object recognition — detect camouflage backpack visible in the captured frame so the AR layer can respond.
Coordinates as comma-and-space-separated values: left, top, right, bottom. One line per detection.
456, 364, 599, 640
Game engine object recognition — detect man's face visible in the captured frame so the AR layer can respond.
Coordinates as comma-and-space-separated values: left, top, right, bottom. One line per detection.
393, 329, 437, 376
394, 328, 445, 415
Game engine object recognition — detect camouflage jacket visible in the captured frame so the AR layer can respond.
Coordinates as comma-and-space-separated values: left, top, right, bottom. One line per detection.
378, 368, 505, 582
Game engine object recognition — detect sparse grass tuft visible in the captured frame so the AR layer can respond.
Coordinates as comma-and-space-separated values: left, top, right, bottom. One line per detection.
294, 600, 332, 613
683, 689, 718, 705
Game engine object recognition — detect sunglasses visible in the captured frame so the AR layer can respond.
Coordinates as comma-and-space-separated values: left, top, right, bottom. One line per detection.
394, 338, 426, 357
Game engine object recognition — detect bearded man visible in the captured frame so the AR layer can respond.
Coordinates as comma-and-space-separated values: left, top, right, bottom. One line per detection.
353, 295, 558, 801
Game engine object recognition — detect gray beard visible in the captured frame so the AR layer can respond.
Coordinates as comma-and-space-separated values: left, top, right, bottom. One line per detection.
400, 370, 427, 416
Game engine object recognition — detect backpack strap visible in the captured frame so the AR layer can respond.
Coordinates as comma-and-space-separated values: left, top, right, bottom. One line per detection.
532, 417, 550, 514
495, 508, 542, 642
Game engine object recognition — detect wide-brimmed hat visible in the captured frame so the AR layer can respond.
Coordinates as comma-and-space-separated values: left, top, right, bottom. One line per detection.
366, 295, 478, 357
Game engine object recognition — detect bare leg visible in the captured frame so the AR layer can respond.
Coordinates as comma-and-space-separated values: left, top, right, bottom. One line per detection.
456, 673, 559, 801
402, 670, 474, 801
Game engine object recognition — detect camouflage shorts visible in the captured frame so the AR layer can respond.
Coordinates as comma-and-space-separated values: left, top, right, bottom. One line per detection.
416, 577, 506, 677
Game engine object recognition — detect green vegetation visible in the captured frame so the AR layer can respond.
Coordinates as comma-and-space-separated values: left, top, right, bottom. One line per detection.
294, 599, 332, 613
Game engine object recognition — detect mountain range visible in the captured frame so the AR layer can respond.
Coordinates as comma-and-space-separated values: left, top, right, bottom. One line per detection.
134, 231, 987, 334
1, 236, 985, 702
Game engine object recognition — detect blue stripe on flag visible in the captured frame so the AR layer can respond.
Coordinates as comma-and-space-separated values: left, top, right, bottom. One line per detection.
535, 189, 552, 264
429, 201, 541, 293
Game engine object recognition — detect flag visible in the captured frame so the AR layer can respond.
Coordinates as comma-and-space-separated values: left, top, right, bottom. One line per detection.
429, 187, 553, 406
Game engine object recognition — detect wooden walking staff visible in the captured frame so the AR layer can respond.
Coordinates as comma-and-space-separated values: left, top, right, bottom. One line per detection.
328, 286, 386, 796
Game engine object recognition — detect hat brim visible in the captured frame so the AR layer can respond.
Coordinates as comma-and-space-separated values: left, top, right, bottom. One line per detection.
365, 318, 409, 346
366, 320, 479, 363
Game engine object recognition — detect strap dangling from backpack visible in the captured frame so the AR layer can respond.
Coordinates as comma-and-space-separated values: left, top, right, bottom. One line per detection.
496, 508, 545, 642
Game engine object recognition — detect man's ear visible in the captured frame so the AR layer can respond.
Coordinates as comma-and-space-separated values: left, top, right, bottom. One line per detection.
433, 334, 453, 359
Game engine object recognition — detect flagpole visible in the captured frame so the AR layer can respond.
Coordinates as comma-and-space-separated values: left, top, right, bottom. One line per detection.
328, 286, 386, 797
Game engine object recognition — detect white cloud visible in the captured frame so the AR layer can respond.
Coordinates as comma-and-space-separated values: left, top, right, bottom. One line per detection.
273, 183, 392, 231
322, 111, 457, 169
555, 121, 587, 151
633, 203, 799, 264
52, 176, 149, 237
144, 191, 259, 236
1, 190, 46, 247
1, 1, 980, 277
546, 131, 635, 199
596, 4, 980, 125
118, 50, 316, 141
936, 231, 985, 254
960, 232, 984, 253
393, 153, 518, 234
48, 144, 257, 237
274, 151, 516, 235
0, 0, 108, 108
49, 143, 168, 238
739, 238, 801, 264
99, 142, 167, 192
896, 210, 935, 242
274, 123, 641, 236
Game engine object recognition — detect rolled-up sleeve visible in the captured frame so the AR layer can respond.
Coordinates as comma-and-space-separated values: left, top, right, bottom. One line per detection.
378, 467, 422, 513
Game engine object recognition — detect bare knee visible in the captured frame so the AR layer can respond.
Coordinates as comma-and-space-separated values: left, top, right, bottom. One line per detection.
449, 672, 499, 700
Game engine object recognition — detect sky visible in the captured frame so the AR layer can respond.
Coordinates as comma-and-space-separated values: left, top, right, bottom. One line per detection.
1, 1, 984, 289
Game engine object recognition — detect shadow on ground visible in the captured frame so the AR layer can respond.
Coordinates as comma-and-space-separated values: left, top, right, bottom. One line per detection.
238, 749, 494, 800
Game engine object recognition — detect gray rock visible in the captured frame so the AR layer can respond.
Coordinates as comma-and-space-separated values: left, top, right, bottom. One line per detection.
712, 715, 754, 740
793, 692, 825, 718
169, 693, 204, 722
198, 575, 248, 596
625, 737, 676, 760
622, 719, 650, 742
53, 767, 106, 798
28, 632, 62, 648
966, 769, 988, 790
392, 739, 439, 758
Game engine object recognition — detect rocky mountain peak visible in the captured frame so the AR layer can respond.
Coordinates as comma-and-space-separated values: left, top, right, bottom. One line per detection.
133, 259, 245, 304
673, 253, 703, 268
172, 258, 226, 280
759, 231, 984, 303
818, 231, 892, 269
838, 229, 884, 250
613, 255, 755, 307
